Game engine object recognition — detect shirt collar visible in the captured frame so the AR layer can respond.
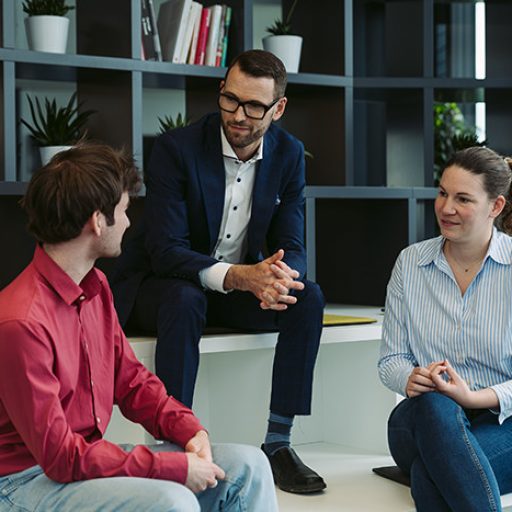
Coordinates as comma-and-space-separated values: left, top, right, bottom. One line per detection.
33, 245, 103, 306
220, 126, 264, 163
417, 227, 512, 268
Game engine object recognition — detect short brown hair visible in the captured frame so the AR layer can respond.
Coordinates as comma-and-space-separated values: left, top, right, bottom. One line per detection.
22, 143, 141, 244
225, 49, 288, 98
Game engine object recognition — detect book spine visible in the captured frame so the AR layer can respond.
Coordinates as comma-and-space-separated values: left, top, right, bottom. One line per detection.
179, 2, 196, 63
205, 5, 222, 67
194, 7, 210, 66
172, 0, 192, 63
141, 0, 157, 61
220, 6, 232, 67
188, 3, 202, 65
148, 0, 162, 61
215, 5, 227, 67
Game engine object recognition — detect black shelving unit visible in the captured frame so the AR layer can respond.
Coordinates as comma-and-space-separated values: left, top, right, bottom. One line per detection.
0, 0, 510, 306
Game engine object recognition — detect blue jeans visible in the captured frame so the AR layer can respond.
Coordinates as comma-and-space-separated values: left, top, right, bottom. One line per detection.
388, 393, 512, 512
0, 443, 277, 512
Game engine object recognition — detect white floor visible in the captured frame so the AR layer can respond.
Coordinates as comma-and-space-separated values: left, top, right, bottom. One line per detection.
276, 444, 512, 512
276, 444, 414, 512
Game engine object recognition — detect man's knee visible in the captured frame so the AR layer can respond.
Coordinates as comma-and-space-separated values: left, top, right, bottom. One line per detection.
212, 444, 273, 488
152, 485, 200, 512
159, 280, 208, 317
296, 280, 325, 311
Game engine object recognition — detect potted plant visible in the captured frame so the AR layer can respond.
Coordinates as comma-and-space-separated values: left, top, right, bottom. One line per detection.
262, 0, 302, 73
434, 102, 486, 184
158, 113, 190, 134
21, 92, 95, 166
23, 0, 74, 54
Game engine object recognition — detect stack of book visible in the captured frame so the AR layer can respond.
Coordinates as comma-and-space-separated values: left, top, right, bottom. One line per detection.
142, 0, 232, 67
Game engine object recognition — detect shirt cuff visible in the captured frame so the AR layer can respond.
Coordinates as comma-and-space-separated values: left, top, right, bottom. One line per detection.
199, 263, 233, 293
490, 382, 512, 424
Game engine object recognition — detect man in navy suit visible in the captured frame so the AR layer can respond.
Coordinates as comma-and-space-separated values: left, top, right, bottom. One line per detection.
112, 50, 325, 494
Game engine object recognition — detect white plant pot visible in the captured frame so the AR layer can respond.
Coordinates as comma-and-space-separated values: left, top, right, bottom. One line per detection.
39, 145, 72, 166
25, 15, 69, 54
262, 35, 303, 73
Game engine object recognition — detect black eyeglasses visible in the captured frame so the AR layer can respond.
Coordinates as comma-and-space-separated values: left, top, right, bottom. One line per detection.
218, 93, 280, 120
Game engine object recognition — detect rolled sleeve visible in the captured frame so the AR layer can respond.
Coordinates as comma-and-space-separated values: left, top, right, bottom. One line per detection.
490, 382, 512, 424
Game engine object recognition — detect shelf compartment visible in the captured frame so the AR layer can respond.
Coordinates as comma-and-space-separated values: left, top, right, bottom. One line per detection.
354, 0, 424, 78
283, 83, 345, 187
353, 88, 424, 187
315, 198, 409, 306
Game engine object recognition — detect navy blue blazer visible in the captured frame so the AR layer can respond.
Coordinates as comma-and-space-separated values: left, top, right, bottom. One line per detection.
112, 113, 307, 326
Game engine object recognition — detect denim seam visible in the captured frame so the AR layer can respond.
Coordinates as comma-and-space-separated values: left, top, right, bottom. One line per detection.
457, 408, 499, 512
220, 476, 247, 512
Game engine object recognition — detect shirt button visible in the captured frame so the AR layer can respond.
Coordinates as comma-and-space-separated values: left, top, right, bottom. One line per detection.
226, 234, 231, 239
79, 295, 85, 301
91, 380, 94, 387
1, 489, 7, 495
97, 417, 101, 424
233, 206, 238, 211
218, 255, 223, 260
236, 178, 241, 183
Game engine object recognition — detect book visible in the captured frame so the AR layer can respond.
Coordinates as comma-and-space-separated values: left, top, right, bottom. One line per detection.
187, 2, 203, 64
141, 0, 157, 60
215, 5, 227, 67
178, 1, 199, 64
157, 0, 192, 63
204, 4, 222, 66
147, 0, 162, 61
220, 6, 232, 67
194, 7, 211, 65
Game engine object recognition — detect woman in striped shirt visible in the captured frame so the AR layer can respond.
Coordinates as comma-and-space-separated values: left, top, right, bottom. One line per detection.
379, 146, 512, 512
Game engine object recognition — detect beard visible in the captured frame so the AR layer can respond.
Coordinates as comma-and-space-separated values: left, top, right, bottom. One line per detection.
221, 118, 268, 149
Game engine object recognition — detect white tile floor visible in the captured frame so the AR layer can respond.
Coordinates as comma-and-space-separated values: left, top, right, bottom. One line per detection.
276, 444, 512, 512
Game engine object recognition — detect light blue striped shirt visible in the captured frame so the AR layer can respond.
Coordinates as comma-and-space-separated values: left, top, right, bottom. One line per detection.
378, 228, 512, 423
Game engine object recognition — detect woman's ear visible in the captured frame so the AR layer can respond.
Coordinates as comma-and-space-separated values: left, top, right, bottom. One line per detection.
491, 195, 506, 218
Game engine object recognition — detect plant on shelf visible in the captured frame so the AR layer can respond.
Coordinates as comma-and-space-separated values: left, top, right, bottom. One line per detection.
23, 0, 74, 54
266, 0, 299, 36
158, 113, 190, 134
21, 92, 95, 165
22, 0, 74, 16
434, 102, 486, 184
262, 0, 302, 73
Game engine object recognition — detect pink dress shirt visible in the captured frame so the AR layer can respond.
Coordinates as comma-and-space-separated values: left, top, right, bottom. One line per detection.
0, 245, 203, 483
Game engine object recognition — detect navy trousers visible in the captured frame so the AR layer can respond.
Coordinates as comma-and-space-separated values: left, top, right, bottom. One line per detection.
129, 277, 325, 416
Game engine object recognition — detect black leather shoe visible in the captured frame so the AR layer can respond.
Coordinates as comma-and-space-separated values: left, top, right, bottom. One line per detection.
262, 445, 327, 494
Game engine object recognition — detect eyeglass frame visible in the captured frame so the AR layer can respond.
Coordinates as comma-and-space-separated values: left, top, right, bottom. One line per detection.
217, 92, 281, 120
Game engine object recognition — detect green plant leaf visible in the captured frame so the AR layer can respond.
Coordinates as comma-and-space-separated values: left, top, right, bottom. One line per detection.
23, 0, 74, 17
21, 92, 95, 146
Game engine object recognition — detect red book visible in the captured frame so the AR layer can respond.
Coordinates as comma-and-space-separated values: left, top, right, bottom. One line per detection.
194, 7, 211, 65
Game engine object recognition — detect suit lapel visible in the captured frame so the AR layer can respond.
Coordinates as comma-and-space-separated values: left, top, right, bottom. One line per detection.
248, 129, 281, 258
197, 116, 225, 253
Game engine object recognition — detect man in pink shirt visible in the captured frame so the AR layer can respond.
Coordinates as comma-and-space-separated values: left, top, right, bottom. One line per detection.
0, 144, 277, 511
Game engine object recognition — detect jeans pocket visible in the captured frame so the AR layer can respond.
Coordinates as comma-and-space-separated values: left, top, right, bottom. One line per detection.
0, 466, 43, 509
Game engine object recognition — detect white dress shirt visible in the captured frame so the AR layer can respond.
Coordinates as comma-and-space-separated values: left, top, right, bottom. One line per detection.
198, 127, 264, 292
379, 228, 512, 423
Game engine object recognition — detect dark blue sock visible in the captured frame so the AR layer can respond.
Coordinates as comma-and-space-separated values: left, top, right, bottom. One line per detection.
263, 412, 294, 456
